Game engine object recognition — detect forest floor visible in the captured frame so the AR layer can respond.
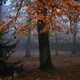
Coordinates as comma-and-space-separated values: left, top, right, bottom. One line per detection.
11, 55, 80, 80
16, 65, 80, 80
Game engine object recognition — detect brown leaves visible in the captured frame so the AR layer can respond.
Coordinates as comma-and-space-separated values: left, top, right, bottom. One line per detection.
1, 0, 80, 34
52, 26, 62, 32
63, 0, 80, 12
37, 15, 50, 22
0, 16, 16, 32
0, 21, 6, 32
40, 26, 49, 33
16, 24, 30, 37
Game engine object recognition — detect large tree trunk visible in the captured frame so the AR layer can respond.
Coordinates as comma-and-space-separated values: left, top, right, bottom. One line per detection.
37, 20, 53, 70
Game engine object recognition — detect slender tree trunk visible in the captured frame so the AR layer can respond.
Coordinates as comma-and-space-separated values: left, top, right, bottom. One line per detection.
55, 32, 58, 56
72, 31, 76, 54
37, 20, 53, 70
72, 23, 77, 55
25, 29, 31, 57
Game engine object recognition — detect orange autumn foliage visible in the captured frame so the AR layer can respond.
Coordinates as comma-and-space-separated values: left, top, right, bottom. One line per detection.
37, 15, 50, 21
40, 26, 49, 33
0, 16, 16, 32
0, 0, 80, 34
16, 24, 30, 36
63, 0, 80, 13
0, 21, 6, 32
15, 0, 80, 34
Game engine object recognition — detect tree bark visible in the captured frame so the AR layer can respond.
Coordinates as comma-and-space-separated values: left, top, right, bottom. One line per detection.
55, 32, 58, 56
72, 23, 77, 55
72, 30, 76, 54
25, 29, 31, 57
37, 20, 53, 70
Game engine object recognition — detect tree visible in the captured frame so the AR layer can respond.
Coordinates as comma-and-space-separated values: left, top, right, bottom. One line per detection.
37, 20, 53, 70
0, 22, 17, 79
0, 20, 17, 59
0, 0, 25, 78
0, 0, 80, 73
